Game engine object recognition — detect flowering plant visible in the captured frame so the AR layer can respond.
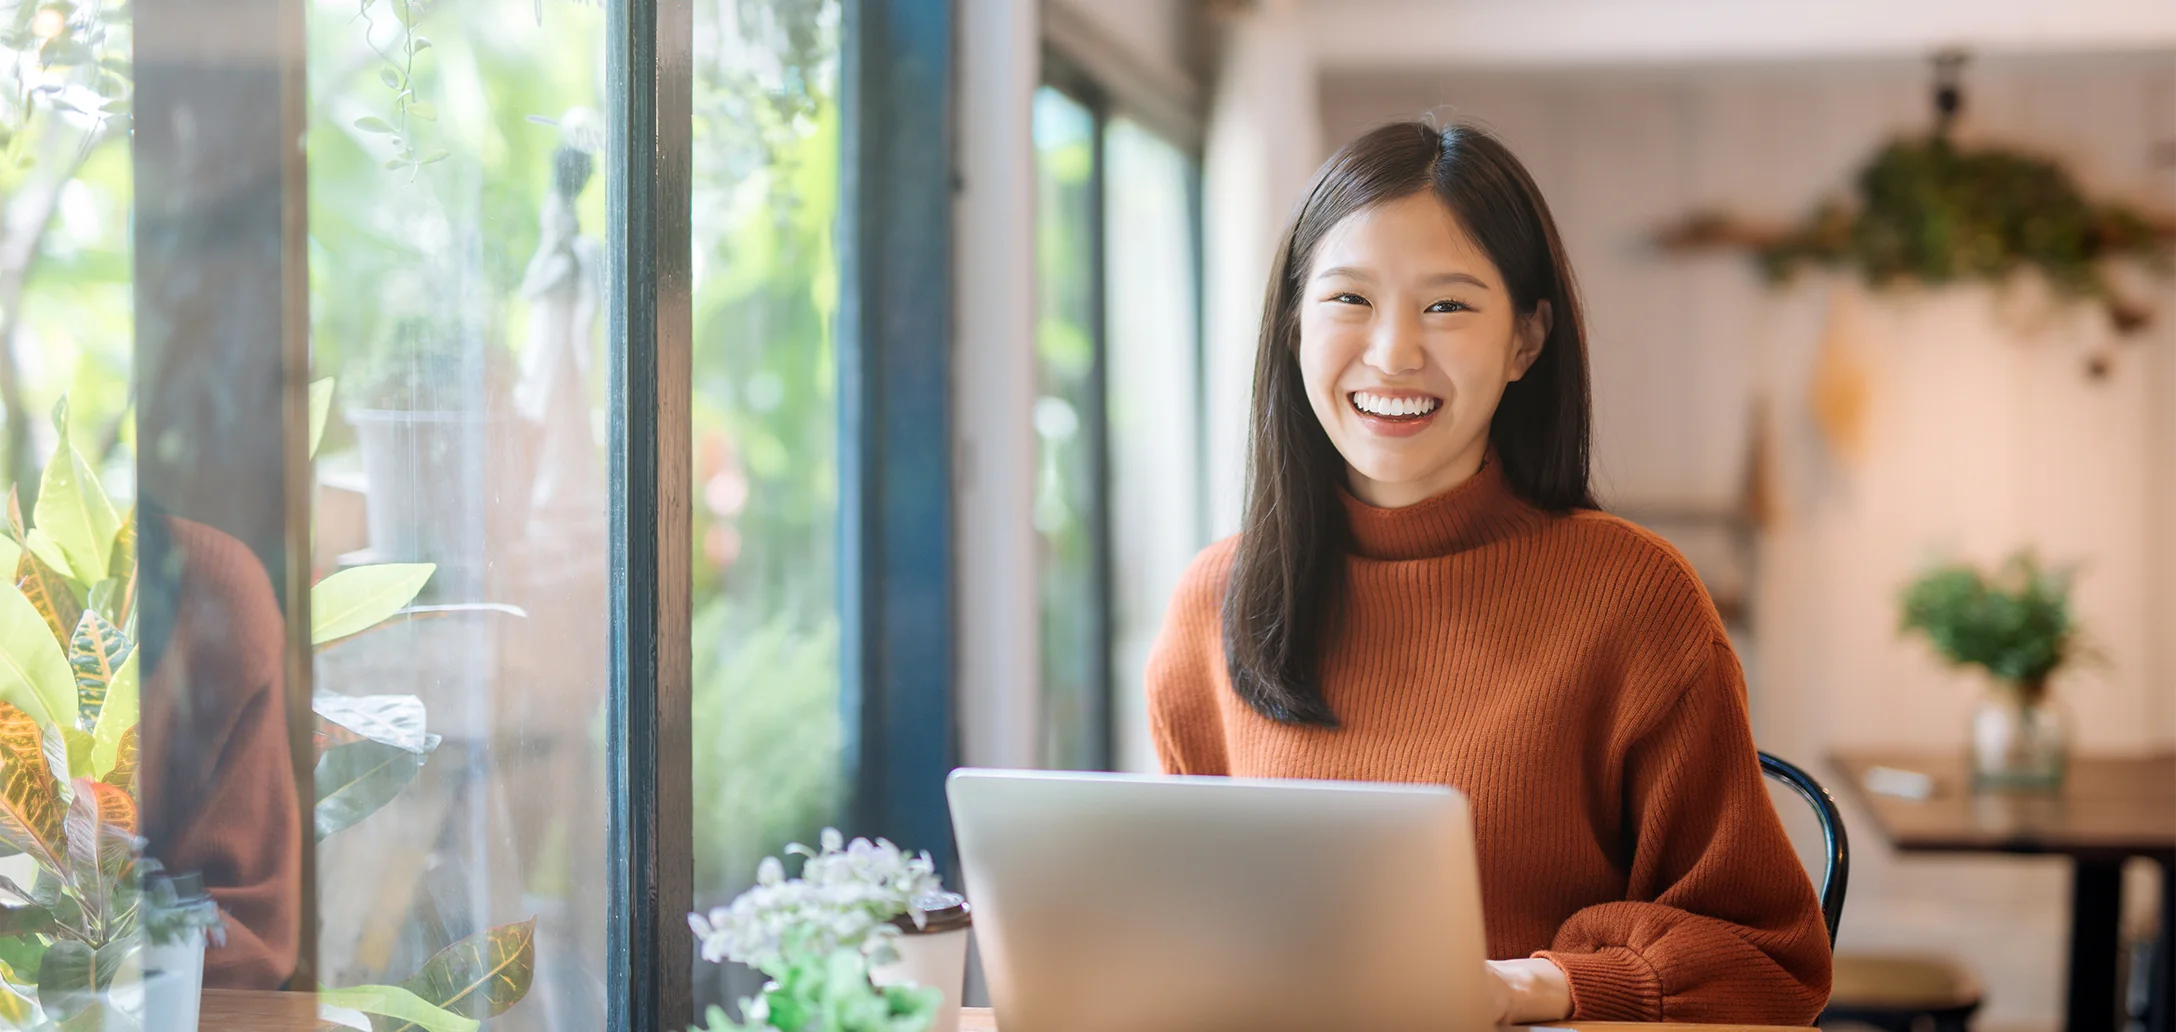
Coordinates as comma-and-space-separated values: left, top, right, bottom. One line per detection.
691, 934, 938, 1032
688, 829, 943, 976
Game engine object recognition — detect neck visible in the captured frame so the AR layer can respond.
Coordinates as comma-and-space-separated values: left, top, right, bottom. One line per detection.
1345, 440, 1490, 508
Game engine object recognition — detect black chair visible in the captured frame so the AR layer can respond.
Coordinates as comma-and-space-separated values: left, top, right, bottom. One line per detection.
1760, 751, 1849, 945
1758, 751, 1985, 1032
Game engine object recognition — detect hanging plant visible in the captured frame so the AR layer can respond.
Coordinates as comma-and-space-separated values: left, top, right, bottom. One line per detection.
351, 0, 447, 176
1766, 135, 2167, 330
1659, 54, 2176, 338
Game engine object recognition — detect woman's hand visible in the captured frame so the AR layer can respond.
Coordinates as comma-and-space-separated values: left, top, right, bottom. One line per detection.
1485, 958, 1573, 1025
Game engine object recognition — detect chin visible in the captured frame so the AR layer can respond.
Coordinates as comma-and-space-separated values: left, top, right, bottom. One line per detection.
1349, 457, 1452, 494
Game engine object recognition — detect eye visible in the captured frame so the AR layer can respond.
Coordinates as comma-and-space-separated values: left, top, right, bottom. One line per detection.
1328, 292, 1371, 307
1426, 299, 1470, 314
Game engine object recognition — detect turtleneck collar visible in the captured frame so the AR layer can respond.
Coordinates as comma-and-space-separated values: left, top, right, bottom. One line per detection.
1339, 456, 1537, 561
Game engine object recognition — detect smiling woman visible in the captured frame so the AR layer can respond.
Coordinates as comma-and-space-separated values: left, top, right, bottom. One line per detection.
1144, 122, 1831, 1027
1298, 190, 1553, 508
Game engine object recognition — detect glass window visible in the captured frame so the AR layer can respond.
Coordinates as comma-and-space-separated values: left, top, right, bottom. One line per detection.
687, 0, 846, 1011
1103, 117, 1202, 775
1031, 85, 1109, 772
1031, 81, 1202, 776
305, 3, 611, 1028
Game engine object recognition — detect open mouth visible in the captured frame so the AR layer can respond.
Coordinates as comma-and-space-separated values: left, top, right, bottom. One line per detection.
1349, 391, 1442, 423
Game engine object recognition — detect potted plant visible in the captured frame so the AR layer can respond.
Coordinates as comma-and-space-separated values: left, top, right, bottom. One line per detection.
0, 391, 539, 1030
688, 830, 969, 1032
1900, 551, 2079, 791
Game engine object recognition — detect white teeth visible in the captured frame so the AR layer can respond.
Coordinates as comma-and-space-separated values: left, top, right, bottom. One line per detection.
1351, 391, 1440, 418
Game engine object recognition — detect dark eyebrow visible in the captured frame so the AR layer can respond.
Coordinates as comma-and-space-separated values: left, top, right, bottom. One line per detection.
1313, 266, 1490, 290
1313, 265, 1376, 283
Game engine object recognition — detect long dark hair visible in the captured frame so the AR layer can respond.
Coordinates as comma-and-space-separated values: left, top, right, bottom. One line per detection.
1223, 121, 1596, 727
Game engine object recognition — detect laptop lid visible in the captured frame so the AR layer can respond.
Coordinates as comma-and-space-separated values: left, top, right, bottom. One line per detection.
947, 768, 1495, 1032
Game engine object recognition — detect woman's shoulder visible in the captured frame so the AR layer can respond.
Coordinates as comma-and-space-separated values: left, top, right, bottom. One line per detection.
1540, 508, 1728, 641
1147, 537, 1240, 706
1172, 534, 1241, 615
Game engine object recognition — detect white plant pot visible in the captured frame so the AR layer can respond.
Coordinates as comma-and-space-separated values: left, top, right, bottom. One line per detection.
47, 932, 205, 1032
141, 933, 207, 1032
869, 927, 969, 1032
868, 894, 971, 1032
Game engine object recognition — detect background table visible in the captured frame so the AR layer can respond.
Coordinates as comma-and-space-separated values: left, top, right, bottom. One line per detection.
1831, 751, 2176, 1032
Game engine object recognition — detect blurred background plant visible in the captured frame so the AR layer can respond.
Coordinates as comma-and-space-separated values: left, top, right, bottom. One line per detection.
1900, 551, 2079, 699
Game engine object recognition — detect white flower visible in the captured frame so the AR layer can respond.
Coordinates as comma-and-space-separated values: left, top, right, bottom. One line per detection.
688, 828, 946, 977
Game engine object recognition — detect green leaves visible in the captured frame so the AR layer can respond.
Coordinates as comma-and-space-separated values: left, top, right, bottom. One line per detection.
0, 581, 79, 733
392, 918, 537, 1030
101, 506, 134, 628
90, 652, 135, 780
314, 737, 436, 840
97, 727, 134, 795
0, 702, 64, 880
16, 546, 83, 654
34, 939, 132, 1023
67, 609, 129, 733
1900, 552, 2077, 689
731, 942, 940, 1032
311, 563, 435, 645
355, 115, 396, 135
316, 985, 477, 1032
62, 779, 137, 927
32, 399, 118, 586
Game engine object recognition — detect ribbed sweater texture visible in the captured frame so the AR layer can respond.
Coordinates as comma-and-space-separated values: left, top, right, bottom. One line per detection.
1145, 460, 1832, 1024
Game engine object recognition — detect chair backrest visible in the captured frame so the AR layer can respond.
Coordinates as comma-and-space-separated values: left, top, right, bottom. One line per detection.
1758, 751, 1849, 945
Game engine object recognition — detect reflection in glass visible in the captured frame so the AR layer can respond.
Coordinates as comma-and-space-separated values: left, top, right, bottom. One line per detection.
306, 3, 610, 1029
688, 0, 846, 1012
1103, 119, 1202, 775
1033, 86, 1108, 772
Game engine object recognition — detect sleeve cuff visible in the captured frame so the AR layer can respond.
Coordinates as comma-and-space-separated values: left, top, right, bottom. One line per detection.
1534, 946, 1664, 1022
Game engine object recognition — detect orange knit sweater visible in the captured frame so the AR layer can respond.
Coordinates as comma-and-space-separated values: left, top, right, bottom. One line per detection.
1145, 460, 1832, 1025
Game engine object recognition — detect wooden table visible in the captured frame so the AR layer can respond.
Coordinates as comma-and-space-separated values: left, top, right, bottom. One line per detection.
1832, 751, 2176, 1032
960, 1009, 1807, 1031
200, 992, 1812, 1032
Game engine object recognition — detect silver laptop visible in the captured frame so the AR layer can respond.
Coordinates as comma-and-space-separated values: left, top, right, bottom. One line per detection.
947, 768, 1496, 1032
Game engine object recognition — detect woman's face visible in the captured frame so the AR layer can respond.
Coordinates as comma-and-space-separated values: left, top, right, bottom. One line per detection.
1297, 190, 1549, 508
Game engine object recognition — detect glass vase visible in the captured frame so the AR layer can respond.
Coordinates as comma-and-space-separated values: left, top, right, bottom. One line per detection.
1970, 681, 2067, 791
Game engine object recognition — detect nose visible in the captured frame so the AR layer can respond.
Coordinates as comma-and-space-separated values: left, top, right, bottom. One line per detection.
1362, 306, 1425, 376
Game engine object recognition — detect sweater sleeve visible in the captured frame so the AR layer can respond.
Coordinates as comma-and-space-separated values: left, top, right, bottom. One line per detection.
1535, 638, 1832, 1025
1144, 539, 1234, 776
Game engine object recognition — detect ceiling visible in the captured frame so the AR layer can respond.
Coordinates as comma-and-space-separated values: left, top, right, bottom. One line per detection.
1297, 0, 2176, 70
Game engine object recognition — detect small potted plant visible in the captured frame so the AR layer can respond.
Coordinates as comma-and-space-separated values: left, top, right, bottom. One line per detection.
1900, 551, 2079, 791
688, 830, 971, 1032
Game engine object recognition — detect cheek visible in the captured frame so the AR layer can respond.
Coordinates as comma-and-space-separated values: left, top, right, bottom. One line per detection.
1430, 319, 1522, 386
1296, 314, 1363, 397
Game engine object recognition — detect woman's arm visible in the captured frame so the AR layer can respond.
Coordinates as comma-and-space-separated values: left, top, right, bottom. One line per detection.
1534, 638, 1832, 1025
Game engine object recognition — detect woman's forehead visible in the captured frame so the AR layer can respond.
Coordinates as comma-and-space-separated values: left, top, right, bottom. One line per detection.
1309, 192, 1496, 285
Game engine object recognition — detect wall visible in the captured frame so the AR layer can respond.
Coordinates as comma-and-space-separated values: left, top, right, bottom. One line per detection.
1324, 52, 2176, 1031
954, 0, 1043, 770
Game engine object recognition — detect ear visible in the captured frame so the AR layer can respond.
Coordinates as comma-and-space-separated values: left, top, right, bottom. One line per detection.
1509, 300, 1552, 381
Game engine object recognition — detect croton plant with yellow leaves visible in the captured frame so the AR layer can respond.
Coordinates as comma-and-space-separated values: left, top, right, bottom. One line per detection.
0, 386, 535, 1032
